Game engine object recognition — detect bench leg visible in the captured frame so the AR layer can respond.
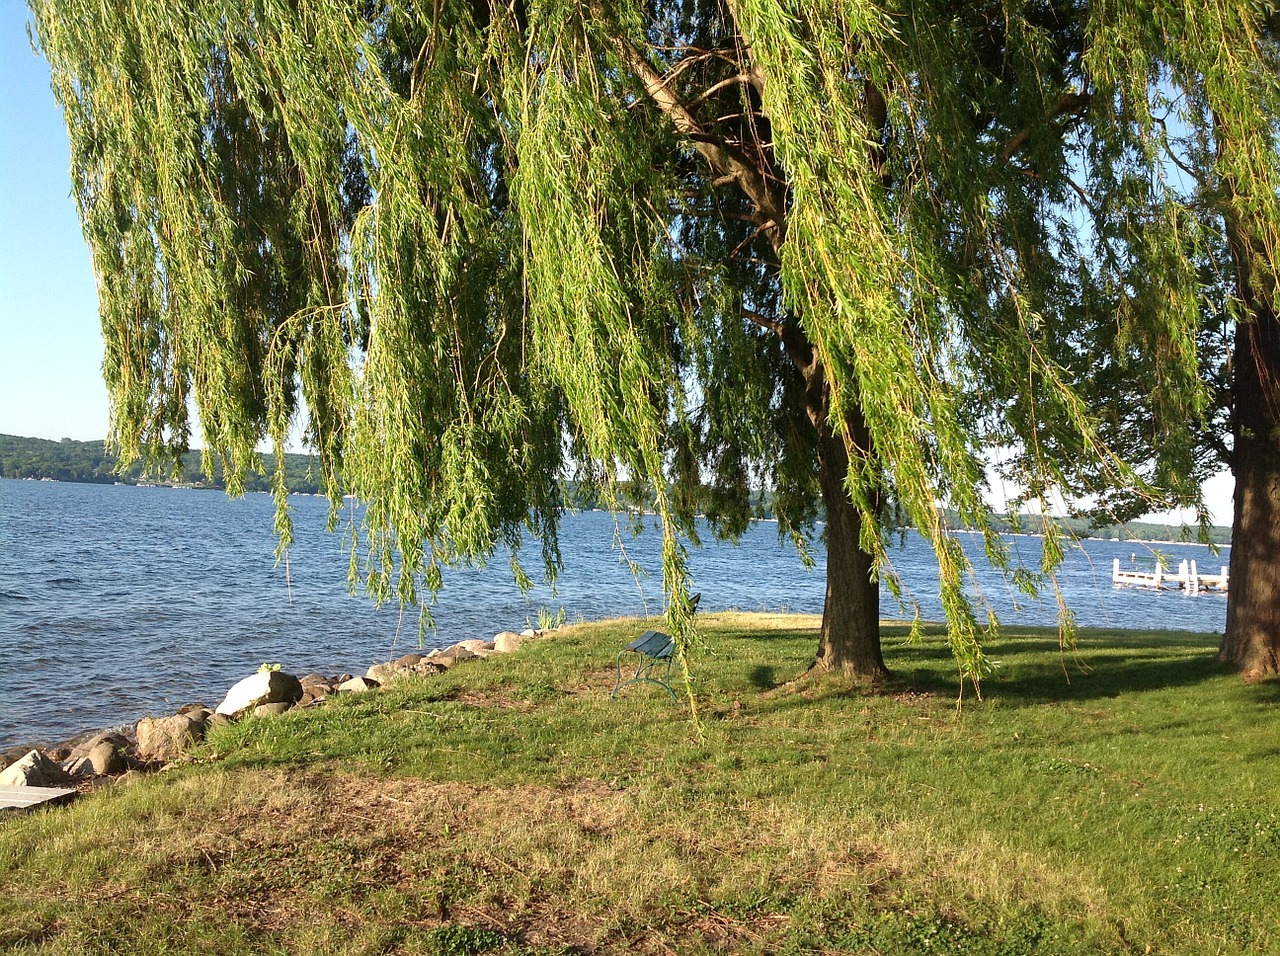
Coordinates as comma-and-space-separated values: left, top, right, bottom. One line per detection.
611, 652, 678, 702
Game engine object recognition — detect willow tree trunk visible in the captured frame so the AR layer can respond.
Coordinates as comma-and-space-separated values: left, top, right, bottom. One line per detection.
813, 413, 886, 676
1220, 297, 1280, 679
797, 353, 886, 677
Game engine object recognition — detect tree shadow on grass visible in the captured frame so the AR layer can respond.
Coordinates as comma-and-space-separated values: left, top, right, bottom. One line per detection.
733, 623, 1280, 711
891, 635, 1280, 708
718, 626, 823, 645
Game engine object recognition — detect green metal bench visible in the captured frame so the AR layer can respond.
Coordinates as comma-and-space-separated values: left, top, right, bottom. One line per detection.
611, 629, 678, 702
610, 594, 699, 703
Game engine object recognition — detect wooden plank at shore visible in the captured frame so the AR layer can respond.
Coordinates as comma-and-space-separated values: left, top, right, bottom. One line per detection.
0, 785, 77, 813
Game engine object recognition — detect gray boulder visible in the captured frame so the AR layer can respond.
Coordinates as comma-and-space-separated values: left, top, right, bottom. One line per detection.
337, 676, 380, 693
65, 732, 130, 776
215, 670, 304, 717
366, 662, 397, 683
61, 756, 95, 778
136, 714, 207, 762
493, 630, 530, 654
0, 750, 73, 787
393, 653, 425, 669
456, 639, 495, 658
85, 738, 128, 775
409, 660, 447, 676
299, 674, 334, 702
425, 654, 456, 670
254, 702, 292, 717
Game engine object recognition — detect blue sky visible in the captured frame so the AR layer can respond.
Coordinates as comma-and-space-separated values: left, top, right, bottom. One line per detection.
0, 5, 1235, 525
1, 3, 107, 443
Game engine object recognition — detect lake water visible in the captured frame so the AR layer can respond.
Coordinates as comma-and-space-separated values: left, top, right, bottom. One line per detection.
0, 477, 1228, 750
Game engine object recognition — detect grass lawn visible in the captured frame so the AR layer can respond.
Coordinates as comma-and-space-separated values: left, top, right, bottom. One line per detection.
2, 613, 1278, 955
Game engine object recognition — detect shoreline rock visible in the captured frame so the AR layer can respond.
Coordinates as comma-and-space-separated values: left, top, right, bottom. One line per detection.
137, 714, 209, 762
0, 750, 74, 788
2, 627, 549, 796
215, 670, 305, 717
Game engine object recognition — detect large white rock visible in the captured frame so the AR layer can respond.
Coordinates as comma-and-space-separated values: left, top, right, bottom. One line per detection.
0, 750, 72, 787
215, 670, 304, 717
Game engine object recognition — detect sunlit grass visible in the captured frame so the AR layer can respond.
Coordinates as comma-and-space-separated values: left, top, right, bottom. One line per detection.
2, 614, 1277, 954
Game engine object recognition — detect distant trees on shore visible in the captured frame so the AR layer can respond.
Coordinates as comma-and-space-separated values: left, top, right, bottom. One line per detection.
0, 434, 322, 494
2, 432, 1227, 547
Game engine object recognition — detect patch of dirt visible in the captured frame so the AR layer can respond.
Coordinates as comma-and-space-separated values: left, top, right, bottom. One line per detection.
155, 769, 787, 950
563, 668, 625, 697
703, 611, 822, 632
452, 690, 534, 711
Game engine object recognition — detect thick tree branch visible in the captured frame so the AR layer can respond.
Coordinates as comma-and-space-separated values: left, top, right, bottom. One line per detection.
729, 222, 773, 261
605, 21, 787, 235
865, 81, 891, 187
742, 307, 784, 336
650, 45, 744, 83
671, 201, 768, 224
689, 73, 753, 106
999, 91, 1093, 163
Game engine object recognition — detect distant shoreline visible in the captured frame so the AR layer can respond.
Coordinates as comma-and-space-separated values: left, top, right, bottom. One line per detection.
0, 432, 1232, 546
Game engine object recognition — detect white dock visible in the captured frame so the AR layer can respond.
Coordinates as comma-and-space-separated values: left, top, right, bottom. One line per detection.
1112, 558, 1228, 593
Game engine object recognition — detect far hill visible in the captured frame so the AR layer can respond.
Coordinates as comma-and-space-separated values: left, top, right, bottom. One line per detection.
0, 433, 322, 494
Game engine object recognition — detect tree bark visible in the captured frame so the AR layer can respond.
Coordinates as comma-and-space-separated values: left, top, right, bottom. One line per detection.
1219, 296, 1280, 679
812, 408, 887, 677
794, 349, 886, 678
1206, 101, 1280, 679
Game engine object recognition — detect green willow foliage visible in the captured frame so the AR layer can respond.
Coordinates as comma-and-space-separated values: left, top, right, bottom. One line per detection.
29, 0, 1280, 689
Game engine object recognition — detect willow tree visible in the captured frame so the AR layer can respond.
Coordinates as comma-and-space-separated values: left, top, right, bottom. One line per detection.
989, 2, 1280, 681
35, 0, 1246, 690
1187, 5, 1280, 680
